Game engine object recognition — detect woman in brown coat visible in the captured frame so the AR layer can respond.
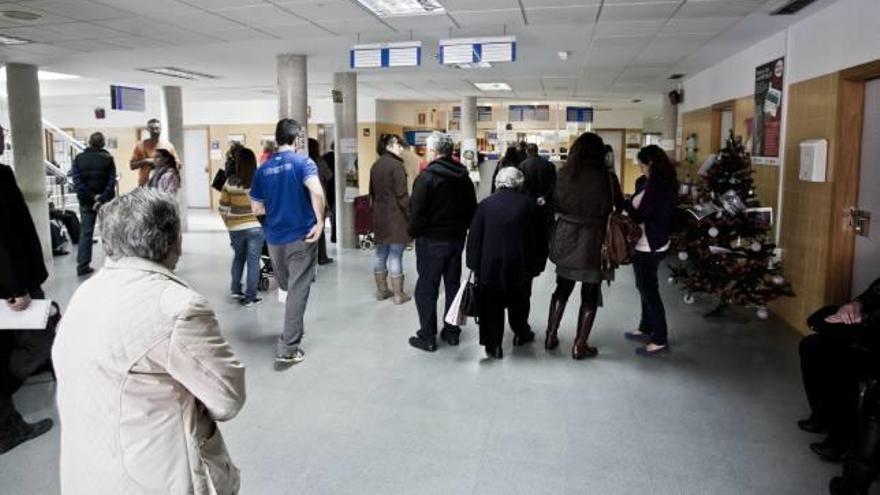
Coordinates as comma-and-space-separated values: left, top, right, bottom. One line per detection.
546, 132, 622, 359
369, 134, 411, 304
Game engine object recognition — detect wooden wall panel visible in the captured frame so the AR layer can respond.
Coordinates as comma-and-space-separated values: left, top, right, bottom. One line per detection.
73, 127, 140, 195
680, 108, 713, 178
769, 73, 840, 333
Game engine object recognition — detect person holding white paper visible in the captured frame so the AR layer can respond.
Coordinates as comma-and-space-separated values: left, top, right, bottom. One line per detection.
0, 124, 55, 455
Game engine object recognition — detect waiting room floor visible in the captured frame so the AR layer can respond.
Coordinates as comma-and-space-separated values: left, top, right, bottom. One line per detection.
1, 210, 851, 494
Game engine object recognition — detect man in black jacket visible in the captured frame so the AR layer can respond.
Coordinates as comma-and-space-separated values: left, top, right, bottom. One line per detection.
70, 132, 116, 276
798, 277, 880, 462
518, 143, 557, 237
0, 125, 54, 455
408, 132, 477, 352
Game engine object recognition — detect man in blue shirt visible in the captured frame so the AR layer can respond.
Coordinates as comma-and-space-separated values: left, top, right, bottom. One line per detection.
250, 119, 326, 370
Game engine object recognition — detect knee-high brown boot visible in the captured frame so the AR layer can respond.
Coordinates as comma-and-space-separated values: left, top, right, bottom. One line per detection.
572, 304, 598, 360
544, 297, 566, 350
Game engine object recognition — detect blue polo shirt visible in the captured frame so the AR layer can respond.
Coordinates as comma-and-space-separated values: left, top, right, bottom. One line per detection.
250, 150, 318, 245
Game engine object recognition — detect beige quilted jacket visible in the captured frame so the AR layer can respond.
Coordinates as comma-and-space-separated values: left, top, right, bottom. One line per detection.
53, 257, 246, 494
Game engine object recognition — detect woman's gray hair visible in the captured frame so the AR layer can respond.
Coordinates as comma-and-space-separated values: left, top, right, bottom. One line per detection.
494, 166, 525, 191
99, 188, 180, 263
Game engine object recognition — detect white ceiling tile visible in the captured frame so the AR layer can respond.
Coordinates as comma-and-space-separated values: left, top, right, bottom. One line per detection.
57, 38, 127, 52
13, 0, 134, 21
88, 0, 203, 16
601, 2, 680, 21
385, 14, 454, 31
450, 9, 525, 28
591, 35, 650, 50
94, 17, 177, 37
42, 21, 127, 39
661, 16, 741, 34
594, 19, 664, 37
261, 22, 335, 39
444, 0, 517, 10
158, 30, 220, 45
215, 4, 309, 27
677, 0, 766, 18
0, 25, 72, 42
212, 27, 277, 42
318, 16, 392, 34
525, 5, 599, 25
183, 0, 265, 8
99, 35, 170, 49
276, 0, 372, 21
166, 12, 246, 33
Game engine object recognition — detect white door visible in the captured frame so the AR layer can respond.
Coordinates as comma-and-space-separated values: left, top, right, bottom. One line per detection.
184, 128, 210, 208
852, 79, 880, 296
596, 130, 623, 177
720, 109, 734, 147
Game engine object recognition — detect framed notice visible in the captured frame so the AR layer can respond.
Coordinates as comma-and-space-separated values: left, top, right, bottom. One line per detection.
753, 57, 785, 165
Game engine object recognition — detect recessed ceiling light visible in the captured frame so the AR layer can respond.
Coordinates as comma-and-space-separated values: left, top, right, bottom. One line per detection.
355, 0, 445, 17
0, 10, 42, 21
474, 82, 511, 92
0, 33, 31, 45
137, 67, 220, 81
558, 51, 569, 61
668, 73, 685, 80
457, 61, 493, 70
0, 68, 80, 80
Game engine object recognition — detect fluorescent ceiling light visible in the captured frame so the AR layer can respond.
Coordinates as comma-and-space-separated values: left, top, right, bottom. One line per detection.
137, 67, 219, 81
0, 68, 80, 81
0, 34, 31, 45
355, 0, 444, 17
474, 82, 511, 92
457, 62, 492, 69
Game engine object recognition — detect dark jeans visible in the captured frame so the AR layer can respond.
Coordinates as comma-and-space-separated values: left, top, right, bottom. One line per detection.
800, 305, 879, 443
478, 283, 532, 348
1, 288, 49, 433
553, 276, 600, 309
632, 251, 668, 345
229, 227, 264, 302
76, 207, 97, 273
414, 237, 464, 341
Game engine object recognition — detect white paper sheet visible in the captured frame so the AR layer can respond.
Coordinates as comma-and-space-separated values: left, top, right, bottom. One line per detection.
0, 299, 52, 330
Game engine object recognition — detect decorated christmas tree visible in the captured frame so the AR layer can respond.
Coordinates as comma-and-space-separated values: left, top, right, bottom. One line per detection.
669, 132, 794, 318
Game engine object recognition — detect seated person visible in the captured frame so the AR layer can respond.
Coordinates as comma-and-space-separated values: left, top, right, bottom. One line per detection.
799, 277, 880, 462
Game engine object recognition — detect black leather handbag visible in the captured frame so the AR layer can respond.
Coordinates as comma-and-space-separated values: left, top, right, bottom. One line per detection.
461, 272, 479, 318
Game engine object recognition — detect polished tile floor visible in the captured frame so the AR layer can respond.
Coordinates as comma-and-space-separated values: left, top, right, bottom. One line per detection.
1, 210, 849, 494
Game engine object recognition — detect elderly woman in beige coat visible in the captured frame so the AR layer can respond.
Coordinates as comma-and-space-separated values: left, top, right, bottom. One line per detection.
53, 188, 246, 495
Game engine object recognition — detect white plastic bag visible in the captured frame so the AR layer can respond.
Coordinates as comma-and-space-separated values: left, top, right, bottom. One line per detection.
444, 281, 468, 327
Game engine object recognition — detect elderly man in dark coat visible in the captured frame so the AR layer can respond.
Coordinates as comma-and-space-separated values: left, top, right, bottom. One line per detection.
466, 167, 548, 359
0, 124, 55, 454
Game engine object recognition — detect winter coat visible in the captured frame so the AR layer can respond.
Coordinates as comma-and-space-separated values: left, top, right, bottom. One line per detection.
0, 164, 47, 299
369, 151, 410, 244
409, 156, 477, 242
148, 165, 181, 194
70, 147, 117, 208
54, 256, 246, 495
466, 188, 548, 291
551, 164, 621, 281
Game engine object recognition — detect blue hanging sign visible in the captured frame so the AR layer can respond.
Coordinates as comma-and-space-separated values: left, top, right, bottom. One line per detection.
350, 41, 421, 69
439, 36, 516, 65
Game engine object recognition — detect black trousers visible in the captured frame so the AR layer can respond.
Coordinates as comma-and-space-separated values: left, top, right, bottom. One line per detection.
414, 237, 464, 341
632, 251, 668, 345
800, 305, 879, 443
478, 283, 532, 348
0, 288, 51, 432
552, 276, 600, 309
76, 207, 97, 273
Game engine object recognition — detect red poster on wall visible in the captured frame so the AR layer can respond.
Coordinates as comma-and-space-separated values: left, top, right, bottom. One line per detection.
753, 57, 785, 165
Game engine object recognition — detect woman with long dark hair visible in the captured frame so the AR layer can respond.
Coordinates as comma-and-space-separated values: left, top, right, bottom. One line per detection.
369, 133, 411, 304
308, 138, 334, 265
546, 132, 622, 360
623, 145, 678, 356
147, 148, 180, 194
219, 147, 266, 306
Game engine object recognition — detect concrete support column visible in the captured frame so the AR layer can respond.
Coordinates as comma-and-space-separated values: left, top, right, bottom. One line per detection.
333, 72, 357, 249
6, 63, 51, 269
661, 93, 678, 154
460, 96, 478, 175
162, 86, 187, 232
277, 54, 308, 138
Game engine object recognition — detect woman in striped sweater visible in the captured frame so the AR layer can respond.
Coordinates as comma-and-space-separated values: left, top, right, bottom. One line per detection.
219, 147, 265, 306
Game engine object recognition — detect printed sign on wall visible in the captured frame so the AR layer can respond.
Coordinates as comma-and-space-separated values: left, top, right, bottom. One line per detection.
753, 57, 785, 165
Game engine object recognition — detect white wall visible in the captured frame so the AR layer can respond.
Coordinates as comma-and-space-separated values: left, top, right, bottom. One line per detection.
681, 0, 880, 113
593, 109, 644, 129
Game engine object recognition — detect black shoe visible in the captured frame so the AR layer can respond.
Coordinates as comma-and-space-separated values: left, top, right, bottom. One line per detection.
409, 335, 437, 352
318, 258, 334, 265
810, 437, 846, 462
0, 418, 53, 455
440, 328, 460, 346
513, 330, 535, 346
485, 346, 503, 359
798, 416, 827, 434
242, 297, 263, 307
76, 266, 94, 277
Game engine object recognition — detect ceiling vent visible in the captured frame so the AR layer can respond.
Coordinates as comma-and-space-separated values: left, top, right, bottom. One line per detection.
137, 67, 220, 81
0, 10, 42, 21
668, 73, 685, 80
770, 0, 819, 16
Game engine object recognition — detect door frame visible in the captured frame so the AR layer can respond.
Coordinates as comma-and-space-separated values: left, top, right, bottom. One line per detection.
593, 127, 625, 177
183, 125, 212, 210
827, 60, 880, 302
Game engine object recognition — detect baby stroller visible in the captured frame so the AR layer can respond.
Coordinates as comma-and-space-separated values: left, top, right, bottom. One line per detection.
354, 195, 375, 251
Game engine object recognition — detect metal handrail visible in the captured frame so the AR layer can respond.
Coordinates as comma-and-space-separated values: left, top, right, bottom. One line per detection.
42, 119, 85, 152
